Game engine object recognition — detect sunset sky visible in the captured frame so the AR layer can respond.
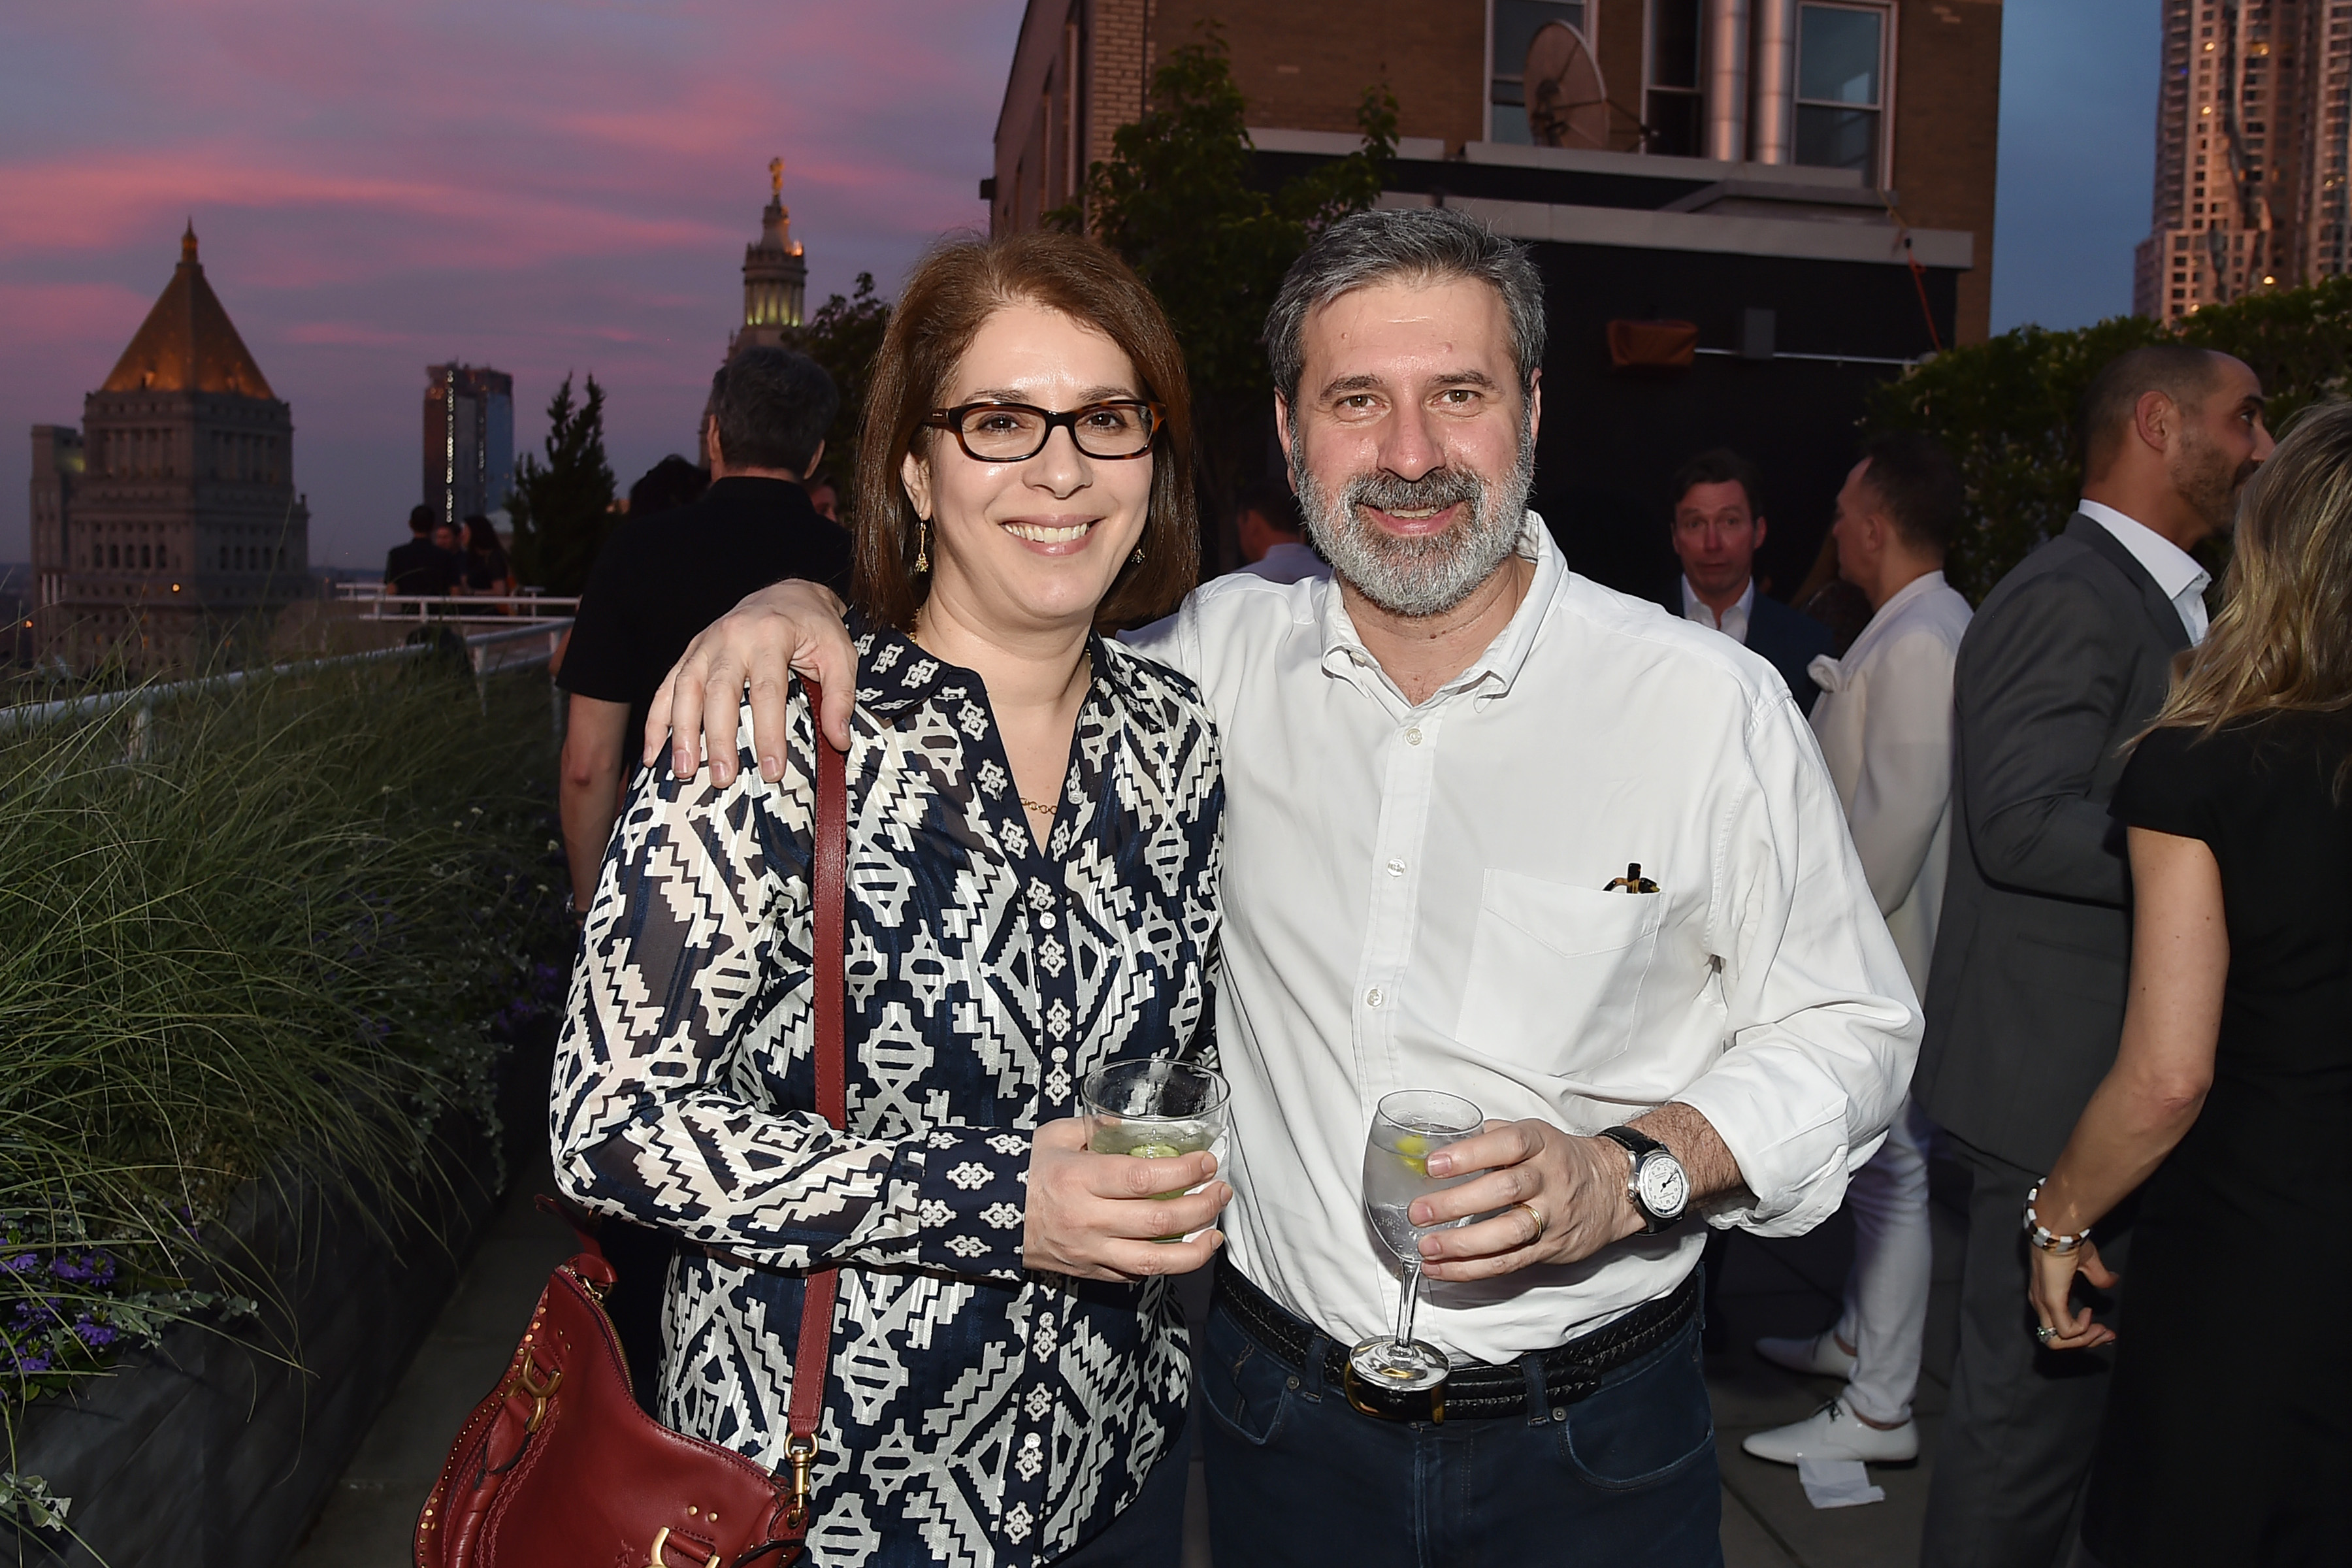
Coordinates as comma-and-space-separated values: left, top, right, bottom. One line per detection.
1, 0, 2153, 568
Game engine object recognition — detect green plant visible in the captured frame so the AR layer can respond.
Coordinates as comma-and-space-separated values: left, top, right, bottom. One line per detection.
792, 273, 892, 508
1864, 276, 2352, 602
508, 374, 619, 594
1051, 27, 1396, 539
0, 658, 566, 1413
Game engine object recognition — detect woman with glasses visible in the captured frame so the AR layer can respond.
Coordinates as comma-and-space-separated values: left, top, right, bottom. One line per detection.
2027, 401, 2352, 1563
554, 231, 1228, 1567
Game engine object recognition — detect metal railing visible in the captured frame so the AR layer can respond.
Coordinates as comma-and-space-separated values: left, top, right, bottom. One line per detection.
0, 618, 576, 743
334, 581, 580, 629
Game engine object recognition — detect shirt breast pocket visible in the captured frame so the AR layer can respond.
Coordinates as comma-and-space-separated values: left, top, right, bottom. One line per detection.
1453, 872, 1663, 1076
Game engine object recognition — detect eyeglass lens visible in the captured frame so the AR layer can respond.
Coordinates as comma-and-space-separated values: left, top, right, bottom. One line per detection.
955, 404, 1154, 461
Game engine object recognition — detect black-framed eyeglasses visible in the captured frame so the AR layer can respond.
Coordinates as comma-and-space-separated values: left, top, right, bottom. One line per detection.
922, 400, 1165, 463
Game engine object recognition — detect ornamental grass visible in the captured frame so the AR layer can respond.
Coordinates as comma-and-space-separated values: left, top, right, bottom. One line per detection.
0, 653, 568, 1413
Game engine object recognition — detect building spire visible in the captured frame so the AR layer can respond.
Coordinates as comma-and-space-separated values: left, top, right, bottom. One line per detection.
182, 218, 197, 265
770, 157, 783, 201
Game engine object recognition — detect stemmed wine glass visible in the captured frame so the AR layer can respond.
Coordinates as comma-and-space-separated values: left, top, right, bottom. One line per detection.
1347, 1088, 1485, 1396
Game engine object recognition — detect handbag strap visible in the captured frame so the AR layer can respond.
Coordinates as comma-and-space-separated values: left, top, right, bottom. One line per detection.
782, 678, 846, 1529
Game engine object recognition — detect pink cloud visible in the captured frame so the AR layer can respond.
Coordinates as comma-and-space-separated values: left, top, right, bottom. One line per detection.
0, 0, 1019, 566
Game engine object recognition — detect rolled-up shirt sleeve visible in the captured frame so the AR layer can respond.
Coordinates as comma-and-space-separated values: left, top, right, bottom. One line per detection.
549, 695, 1030, 1281
1672, 687, 1921, 1236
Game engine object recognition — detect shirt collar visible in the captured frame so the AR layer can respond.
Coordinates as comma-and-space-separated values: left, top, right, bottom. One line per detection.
1315, 511, 1562, 704
2076, 499, 2210, 599
851, 613, 1125, 726
1680, 574, 1756, 629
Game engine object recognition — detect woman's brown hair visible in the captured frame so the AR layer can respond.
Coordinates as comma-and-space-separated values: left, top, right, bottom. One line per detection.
851, 230, 1198, 632
2144, 398, 2352, 783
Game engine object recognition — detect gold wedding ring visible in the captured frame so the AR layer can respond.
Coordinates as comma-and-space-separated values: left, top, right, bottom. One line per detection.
1517, 1200, 1547, 1243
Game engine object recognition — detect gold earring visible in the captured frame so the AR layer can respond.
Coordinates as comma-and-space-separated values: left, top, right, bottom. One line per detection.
916, 520, 930, 574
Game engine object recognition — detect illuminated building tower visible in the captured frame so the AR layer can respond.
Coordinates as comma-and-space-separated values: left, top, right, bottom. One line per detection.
423, 364, 514, 527
2136, 0, 2352, 319
734, 158, 808, 352
27, 223, 310, 674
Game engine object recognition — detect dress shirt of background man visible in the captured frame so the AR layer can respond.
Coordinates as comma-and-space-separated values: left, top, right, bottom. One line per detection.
384, 503, 463, 596
1914, 345, 2272, 1568
558, 346, 849, 920
1742, 433, 1973, 1471
1230, 472, 1326, 583
1665, 449, 1832, 713
632, 208, 1919, 1568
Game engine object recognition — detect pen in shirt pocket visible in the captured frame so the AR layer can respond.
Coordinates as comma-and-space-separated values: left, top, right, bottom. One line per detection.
1604, 862, 1659, 894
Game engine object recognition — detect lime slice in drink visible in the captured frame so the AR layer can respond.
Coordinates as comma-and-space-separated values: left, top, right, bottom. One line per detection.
1129, 1143, 1182, 1160
1394, 1132, 1429, 1176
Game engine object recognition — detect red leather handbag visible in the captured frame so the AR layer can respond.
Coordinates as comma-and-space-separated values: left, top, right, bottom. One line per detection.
417, 691, 849, 1568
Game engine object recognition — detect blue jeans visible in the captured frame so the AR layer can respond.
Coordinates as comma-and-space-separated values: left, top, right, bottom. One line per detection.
1200, 1294, 1722, 1568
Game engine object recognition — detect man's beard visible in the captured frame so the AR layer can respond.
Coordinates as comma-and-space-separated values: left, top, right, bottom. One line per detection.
1293, 427, 1535, 618
2172, 422, 2259, 535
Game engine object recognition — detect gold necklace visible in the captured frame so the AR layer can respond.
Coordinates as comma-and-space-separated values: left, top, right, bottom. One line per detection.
1020, 796, 1053, 814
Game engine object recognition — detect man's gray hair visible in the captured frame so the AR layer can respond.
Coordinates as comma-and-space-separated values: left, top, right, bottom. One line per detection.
1264, 207, 1546, 413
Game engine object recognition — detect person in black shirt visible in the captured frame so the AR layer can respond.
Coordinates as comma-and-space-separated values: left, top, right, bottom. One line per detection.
557, 346, 849, 917
385, 504, 463, 596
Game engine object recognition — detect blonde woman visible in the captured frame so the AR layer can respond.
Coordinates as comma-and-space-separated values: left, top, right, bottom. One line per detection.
2027, 400, 2352, 1565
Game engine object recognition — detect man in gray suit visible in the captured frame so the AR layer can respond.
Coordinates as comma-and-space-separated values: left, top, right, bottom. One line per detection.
1915, 345, 2272, 1567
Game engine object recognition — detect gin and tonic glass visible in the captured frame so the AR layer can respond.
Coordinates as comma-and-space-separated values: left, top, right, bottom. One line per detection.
1348, 1088, 1485, 1394
1082, 1060, 1230, 1240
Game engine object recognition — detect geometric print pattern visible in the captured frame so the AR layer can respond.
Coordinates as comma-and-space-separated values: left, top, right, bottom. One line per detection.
552, 617, 1225, 1567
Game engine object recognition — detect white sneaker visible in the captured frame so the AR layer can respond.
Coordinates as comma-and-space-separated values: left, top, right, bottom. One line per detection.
1754, 1330, 1857, 1378
1741, 1396, 1918, 1465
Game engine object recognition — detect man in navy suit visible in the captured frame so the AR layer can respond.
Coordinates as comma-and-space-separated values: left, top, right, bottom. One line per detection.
1661, 449, 1831, 713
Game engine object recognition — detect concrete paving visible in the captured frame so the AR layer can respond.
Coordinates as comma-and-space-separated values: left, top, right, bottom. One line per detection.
289, 1159, 1976, 1567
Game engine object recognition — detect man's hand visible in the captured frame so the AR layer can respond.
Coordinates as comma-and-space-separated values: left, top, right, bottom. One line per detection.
641, 580, 857, 787
1022, 1118, 1230, 1282
1414, 1102, 1744, 1282
1412, 1121, 1643, 1282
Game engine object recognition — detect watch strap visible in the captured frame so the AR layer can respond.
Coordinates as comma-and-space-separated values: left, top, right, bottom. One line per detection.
1597, 1126, 1675, 1233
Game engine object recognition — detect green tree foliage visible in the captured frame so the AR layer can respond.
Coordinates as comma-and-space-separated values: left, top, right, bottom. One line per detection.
791, 273, 892, 506
1053, 28, 1397, 539
1864, 276, 2352, 602
508, 373, 618, 594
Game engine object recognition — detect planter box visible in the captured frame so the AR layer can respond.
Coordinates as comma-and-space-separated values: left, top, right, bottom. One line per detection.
7, 1117, 504, 1568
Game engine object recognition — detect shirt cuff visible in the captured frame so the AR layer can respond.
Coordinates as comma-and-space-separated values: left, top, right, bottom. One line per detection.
906, 1126, 1032, 1279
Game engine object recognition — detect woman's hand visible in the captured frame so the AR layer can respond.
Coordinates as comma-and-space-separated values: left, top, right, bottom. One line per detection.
2027, 1239, 2119, 1351
1022, 1118, 1229, 1282
642, 580, 857, 788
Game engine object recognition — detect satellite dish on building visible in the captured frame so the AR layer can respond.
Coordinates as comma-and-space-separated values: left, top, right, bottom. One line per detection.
1526, 22, 1609, 150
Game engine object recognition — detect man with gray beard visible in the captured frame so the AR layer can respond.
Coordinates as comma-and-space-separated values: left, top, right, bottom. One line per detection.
636, 208, 1916, 1566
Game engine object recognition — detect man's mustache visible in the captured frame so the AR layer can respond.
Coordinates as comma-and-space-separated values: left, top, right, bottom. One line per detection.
1343, 468, 1484, 516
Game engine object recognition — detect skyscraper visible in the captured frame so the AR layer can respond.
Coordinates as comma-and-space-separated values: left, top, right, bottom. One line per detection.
27, 224, 310, 675
423, 363, 514, 527
2136, 0, 2352, 319
733, 158, 808, 354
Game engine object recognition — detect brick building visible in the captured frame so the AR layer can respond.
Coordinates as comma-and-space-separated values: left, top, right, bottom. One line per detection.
2134, 0, 2352, 319
26, 225, 310, 676
988, 0, 2000, 595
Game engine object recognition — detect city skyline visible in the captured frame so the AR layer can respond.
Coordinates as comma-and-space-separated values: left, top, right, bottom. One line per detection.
3, 0, 2154, 568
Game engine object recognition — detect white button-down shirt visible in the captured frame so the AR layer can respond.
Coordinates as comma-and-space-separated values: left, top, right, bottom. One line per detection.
1126, 515, 1918, 1362
1805, 570, 1973, 994
2077, 498, 2211, 644
1680, 574, 1756, 644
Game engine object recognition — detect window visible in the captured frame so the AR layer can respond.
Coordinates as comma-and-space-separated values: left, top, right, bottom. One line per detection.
1646, 0, 1703, 157
1492, 1, 1590, 143
1796, 3, 1886, 184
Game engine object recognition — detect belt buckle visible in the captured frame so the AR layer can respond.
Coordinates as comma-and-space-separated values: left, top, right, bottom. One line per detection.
1341, 1357, 1447, 1424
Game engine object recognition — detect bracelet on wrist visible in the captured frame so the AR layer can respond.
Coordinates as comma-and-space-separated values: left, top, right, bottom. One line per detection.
2022, 1180, 2091, 1255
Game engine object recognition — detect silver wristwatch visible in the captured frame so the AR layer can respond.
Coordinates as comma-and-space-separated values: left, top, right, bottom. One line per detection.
1597, 1126, 1690, 1233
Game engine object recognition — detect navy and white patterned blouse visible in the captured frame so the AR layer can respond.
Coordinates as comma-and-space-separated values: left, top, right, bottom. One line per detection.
553, 619, 1224, 1567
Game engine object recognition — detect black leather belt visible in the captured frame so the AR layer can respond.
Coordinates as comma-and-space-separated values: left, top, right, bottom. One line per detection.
1212, 1258, 1700, 1422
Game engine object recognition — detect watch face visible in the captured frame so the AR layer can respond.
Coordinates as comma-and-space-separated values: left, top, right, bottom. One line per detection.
1638, 1154, 1690, 1219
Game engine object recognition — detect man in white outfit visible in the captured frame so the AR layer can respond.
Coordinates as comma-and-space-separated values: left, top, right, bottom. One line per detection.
1743, 432, 1973, 1466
